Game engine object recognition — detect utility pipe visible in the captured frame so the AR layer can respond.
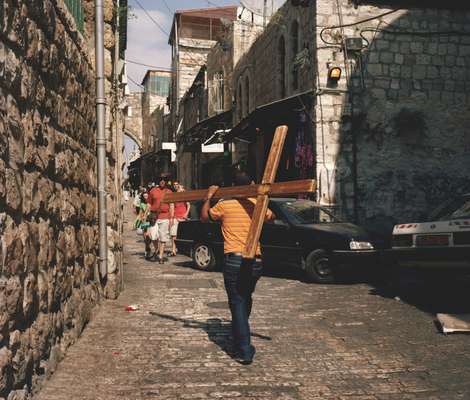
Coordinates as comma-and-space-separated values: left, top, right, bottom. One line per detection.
113, 0, 124, 291
95, 0, 108, 279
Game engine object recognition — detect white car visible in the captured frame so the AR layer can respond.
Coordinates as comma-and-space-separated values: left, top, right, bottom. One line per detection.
391, 194, 470, 269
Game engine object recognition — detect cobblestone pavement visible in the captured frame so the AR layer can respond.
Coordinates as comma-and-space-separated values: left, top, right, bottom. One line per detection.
35, 211, 470, 400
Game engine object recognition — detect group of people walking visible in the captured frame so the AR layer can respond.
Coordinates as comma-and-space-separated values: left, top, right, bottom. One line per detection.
133, 178, 189, 264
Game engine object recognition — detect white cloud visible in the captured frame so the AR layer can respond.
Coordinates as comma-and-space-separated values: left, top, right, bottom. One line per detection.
126, 7, 172, 91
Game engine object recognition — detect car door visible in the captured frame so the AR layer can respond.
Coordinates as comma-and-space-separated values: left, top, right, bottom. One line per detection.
260, 212, 301, 267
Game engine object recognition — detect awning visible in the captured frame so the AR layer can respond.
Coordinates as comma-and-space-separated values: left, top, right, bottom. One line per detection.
178, 110, 232, 151
225, 90, 314, 142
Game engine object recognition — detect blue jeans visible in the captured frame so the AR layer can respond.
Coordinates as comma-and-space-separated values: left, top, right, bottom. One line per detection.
223, 254, 262, 357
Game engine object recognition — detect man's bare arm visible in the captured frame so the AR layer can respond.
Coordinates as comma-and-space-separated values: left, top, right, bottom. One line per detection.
200, 185, 219, 223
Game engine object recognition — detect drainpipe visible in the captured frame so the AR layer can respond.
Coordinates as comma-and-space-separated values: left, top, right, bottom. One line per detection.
95, 0, 108, 280
114, 0, 124, 291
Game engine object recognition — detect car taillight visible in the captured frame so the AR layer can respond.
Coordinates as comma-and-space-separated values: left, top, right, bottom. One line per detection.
453, 232, 470, 245
392, 234, 413, 247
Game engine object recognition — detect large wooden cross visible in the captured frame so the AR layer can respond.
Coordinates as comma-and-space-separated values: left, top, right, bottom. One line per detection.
162, 125, 316, 259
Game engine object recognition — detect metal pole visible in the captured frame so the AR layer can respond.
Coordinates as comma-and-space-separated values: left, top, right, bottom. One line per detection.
95, 0, 108, 280
113, 0, 124, 291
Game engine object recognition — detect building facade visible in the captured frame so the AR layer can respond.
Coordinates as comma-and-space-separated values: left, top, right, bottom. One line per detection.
229, 0, 470, 235
172, 6, 265, 189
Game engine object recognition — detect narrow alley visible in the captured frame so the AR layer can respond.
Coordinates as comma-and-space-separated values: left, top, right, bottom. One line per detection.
34, 206, 470, 400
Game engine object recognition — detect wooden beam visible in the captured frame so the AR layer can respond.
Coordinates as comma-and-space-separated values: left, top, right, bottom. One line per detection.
242, 195, 269, 258
161, 179, 316, 203
242, 126, 288, 258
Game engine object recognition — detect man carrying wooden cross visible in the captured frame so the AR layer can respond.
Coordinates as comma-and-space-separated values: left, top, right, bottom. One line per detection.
200, 170, 275, 365
162, 125, 316, 365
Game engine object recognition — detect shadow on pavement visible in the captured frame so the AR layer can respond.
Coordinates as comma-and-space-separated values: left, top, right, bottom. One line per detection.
367, 268, 470, 315
149, 312, 272, 360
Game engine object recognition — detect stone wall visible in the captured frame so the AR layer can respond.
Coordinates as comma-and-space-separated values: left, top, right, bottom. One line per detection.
207, 19, 263, 118
0, 0, 124, 397
316, 0, 470, 233
124, 92, 143, 149
232, 3, 316, 124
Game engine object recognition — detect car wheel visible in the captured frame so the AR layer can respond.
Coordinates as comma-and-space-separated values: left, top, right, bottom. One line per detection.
305, 249, 335, 284
192, 243, 216, 271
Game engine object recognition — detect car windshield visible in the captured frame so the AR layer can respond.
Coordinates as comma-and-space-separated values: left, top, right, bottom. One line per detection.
433, 196, 470, 221
278, 200, 342, 224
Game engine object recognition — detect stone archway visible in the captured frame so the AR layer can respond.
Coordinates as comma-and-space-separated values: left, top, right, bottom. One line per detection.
124, 130, 142, 151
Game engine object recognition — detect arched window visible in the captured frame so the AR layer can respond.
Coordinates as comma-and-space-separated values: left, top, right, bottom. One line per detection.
244, 76, 250, 116
213, 71, 224, 113
291, 21, 299, 91
278, 36, 286, 98
237, 82, 243, 120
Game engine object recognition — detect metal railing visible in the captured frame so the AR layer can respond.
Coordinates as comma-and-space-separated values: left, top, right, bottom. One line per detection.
64, 0, 84, 34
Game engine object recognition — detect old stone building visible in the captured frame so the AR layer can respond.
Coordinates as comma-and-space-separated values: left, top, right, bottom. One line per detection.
169, 6, 238, 187
0, 0, 127, 397
123, 92, 143, 150
230, 0, 470, 234
173, 6, 265, 189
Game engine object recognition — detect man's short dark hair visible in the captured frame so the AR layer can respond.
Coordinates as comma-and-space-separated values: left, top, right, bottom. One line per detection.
233, 170, 252, 186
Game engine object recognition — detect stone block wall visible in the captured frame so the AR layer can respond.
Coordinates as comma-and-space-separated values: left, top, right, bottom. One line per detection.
232, 3, 316, 124
124, 92, 143, 149
206, 19, 263, 118
316, 0, 470, 233
0, 0, 124, 397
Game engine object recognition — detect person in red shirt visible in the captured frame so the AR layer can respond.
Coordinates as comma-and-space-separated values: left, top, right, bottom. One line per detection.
169, 182, 190, 256
147, 178, 174, 263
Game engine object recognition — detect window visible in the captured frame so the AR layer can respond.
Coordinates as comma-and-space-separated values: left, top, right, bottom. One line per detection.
147, 76, 171, 97
291, 21, 299, 91
278, 36, 286, 98
244, 76, 250, 116
64, 0, 84, 34
212, 71, 225, 113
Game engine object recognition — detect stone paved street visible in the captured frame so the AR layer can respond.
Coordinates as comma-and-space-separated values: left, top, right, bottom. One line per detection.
35, 210, 470, 400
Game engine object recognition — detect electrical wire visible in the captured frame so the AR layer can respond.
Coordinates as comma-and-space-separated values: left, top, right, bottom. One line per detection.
319, 9, 401, 45
126, 59, 172, 70
161, 0, 172, 14
127, 75, 145, 89
133, 0, 170, 36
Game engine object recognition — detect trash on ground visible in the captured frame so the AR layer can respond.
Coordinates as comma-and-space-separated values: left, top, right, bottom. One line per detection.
125, 304, 140, 312
436, 313, 470, 334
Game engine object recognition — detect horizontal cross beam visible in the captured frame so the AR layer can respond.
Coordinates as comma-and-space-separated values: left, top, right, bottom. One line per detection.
161, 180, 316, 203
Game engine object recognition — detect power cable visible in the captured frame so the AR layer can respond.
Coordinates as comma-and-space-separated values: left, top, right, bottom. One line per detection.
133, 0, 170, 36
162, 0, 172, 14
126, 58, 171, 70
127, 74, 145, 89
319, 9, 401, 45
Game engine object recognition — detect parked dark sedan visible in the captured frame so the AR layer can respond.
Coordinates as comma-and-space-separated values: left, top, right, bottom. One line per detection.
176, 198, 380, 283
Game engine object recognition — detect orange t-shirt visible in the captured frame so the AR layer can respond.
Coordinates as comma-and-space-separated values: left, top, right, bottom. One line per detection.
209, 198, 273, 255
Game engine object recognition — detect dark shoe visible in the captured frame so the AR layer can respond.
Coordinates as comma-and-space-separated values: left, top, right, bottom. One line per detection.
159, 257, 165, 264
150, 253, 159, 262
234, 345, 256, 365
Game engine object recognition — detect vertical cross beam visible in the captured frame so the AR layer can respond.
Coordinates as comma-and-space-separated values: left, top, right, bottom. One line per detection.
242, 125, 288, 258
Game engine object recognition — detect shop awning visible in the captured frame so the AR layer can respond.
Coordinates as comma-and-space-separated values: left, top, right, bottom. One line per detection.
225, 90, 314, 142
178, 110, 232, 152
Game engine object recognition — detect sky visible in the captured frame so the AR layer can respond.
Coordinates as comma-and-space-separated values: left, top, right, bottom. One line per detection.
126, 0, 243, 91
